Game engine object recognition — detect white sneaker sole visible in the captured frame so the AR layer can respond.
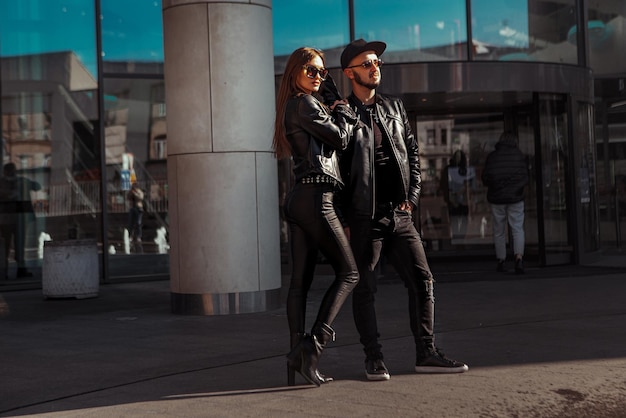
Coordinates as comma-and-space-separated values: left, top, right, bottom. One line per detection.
366, 372, 391, 381
415, 364, 468, 374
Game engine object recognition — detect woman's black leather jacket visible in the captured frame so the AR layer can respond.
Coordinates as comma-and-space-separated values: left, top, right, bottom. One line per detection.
340, 93, 421, 218
285, 94, 358, 185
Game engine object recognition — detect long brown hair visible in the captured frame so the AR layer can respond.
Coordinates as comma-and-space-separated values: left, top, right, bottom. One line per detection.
272, 47, 325, 160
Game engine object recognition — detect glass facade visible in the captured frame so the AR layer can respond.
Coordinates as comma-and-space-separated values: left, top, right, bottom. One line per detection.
588, 3, 626, 75
472, 0, 578, 63
100, 0, 168, 279
354, 0, 468, 62
0, 0, 101, 282
0, 0, 622, 287
101, 0, 164, 75
590, 4, 626, 250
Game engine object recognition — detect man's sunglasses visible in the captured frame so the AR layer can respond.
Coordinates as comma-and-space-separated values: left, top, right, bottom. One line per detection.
347, 59, 384, 70
303, 65, 329, 81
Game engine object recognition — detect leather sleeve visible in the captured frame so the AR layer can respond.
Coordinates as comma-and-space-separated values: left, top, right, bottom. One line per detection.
398, 99, 421, 206
294, 94, 355, 151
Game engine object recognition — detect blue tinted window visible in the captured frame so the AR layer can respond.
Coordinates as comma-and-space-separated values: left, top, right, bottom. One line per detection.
0, 0, 97, 77
273, 0, 349, 57
472, 0, 577, 64
101, 0, 164, 73
354, 0, 467, 62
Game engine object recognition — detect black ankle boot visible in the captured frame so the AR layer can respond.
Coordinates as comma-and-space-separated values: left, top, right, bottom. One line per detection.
287, 334, 301, 386
286, 322, 334, 387
287, 332, 333, 386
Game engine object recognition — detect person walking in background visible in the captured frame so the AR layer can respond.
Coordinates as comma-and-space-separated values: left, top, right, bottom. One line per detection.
273, 46, 360, 387
0, 162, 41, 279
338, 39, 468, 381
127, 182, 144, 243
481, 131, 529, 274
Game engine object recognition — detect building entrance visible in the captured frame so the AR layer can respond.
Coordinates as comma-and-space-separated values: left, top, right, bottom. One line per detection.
409, 98, 573, 266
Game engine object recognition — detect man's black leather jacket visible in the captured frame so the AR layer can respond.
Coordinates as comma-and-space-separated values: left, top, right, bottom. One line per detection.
285, 94, 358, 185
339, 93, 421, 219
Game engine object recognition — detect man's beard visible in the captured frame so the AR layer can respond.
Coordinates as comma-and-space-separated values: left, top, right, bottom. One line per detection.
353, 71, 380, 90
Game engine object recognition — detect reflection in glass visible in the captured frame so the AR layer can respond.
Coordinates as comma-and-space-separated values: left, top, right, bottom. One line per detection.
103, 78, 169, 266
0, 0, 98, 77
587, 4, 626, 75
594, 99, 626, 249
415, 114, 501, 250
100, 0, 164, 75
472, 0, 577, 64
538, 95, 570, 261
575, 102, 598, 253
0, 0, 100, 281
354, 0, 467, 62
273, 0, 349, 71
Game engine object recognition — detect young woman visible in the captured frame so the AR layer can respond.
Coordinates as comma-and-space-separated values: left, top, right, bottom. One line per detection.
273, 47, 359, 387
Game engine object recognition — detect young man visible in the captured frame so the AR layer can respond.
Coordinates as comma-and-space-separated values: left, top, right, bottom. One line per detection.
338, 39, 468, 380
482, 131, 529, 274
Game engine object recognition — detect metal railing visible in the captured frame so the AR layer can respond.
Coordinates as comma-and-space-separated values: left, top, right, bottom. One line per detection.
33, 180, 169, 217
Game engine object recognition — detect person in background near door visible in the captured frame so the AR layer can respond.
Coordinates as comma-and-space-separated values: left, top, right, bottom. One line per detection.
127, 182, 144, 243
0, 162, 41, 279
273, 46, 360, 387
338, 39, 468, 381
481, 131, 529, 274
440, 150, 475, 240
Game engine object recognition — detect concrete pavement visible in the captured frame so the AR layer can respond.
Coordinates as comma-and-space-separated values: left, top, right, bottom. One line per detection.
1, 262, 626, 417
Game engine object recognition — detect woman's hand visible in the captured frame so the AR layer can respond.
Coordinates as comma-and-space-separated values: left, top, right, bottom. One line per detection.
329, 99, 348, 111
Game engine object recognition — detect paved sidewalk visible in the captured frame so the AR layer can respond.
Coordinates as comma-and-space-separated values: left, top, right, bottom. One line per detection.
1, 264, 626, 417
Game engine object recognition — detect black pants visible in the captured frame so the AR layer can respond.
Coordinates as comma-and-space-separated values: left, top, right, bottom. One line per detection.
351, 208, 435, 360
0, 215, 30, 268
128, 207, 143, 241
284, 183, 359, 339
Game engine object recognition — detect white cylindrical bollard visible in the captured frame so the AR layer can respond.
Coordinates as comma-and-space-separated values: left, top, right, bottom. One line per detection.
42, 239, 99, 299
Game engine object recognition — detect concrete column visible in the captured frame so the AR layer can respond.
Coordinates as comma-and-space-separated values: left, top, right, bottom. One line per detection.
162, 0, 280, 314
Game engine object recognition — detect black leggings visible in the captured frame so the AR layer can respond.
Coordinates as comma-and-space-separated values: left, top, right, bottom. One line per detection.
284, 183, 359, 337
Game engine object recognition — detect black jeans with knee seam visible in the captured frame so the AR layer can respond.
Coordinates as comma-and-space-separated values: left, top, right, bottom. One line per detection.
351, 207, 435, 360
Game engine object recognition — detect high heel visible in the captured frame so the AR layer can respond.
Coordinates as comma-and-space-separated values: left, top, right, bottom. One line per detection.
286, 336, 322, 386
287, 330, 333, 385
286, 322, 334, 387
287, 357, 332, 385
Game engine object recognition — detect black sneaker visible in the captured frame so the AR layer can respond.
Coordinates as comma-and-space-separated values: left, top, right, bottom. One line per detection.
415, 349, 468, 374
496, 260, 506, 272
365, 358, 390, 381
515, 258, 524, 274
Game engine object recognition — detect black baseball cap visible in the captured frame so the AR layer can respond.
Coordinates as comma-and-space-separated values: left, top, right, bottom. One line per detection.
340, 39, 387, 69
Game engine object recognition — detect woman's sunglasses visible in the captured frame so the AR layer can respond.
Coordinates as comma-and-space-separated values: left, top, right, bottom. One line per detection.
303, 65, 329, 81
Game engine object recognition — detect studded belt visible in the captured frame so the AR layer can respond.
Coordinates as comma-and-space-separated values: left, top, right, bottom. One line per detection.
300, 174, 339, 187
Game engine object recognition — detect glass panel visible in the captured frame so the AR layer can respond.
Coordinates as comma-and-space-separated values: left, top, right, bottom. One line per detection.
416, 111, 538, 260
103, 77, 169, 279
514, 110, 539, 258
587, 4, 626, 75
575, 102, 598, 253
273, 0, 349, 70
354, 0, 467, 62
0, 0, 98, 77
595, 101, 626, 248
100, 0, 164, 75
472, 0, 577, 64
538, 94, 571, 262
0, 0, 100, 283
417, 115, 500, 250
